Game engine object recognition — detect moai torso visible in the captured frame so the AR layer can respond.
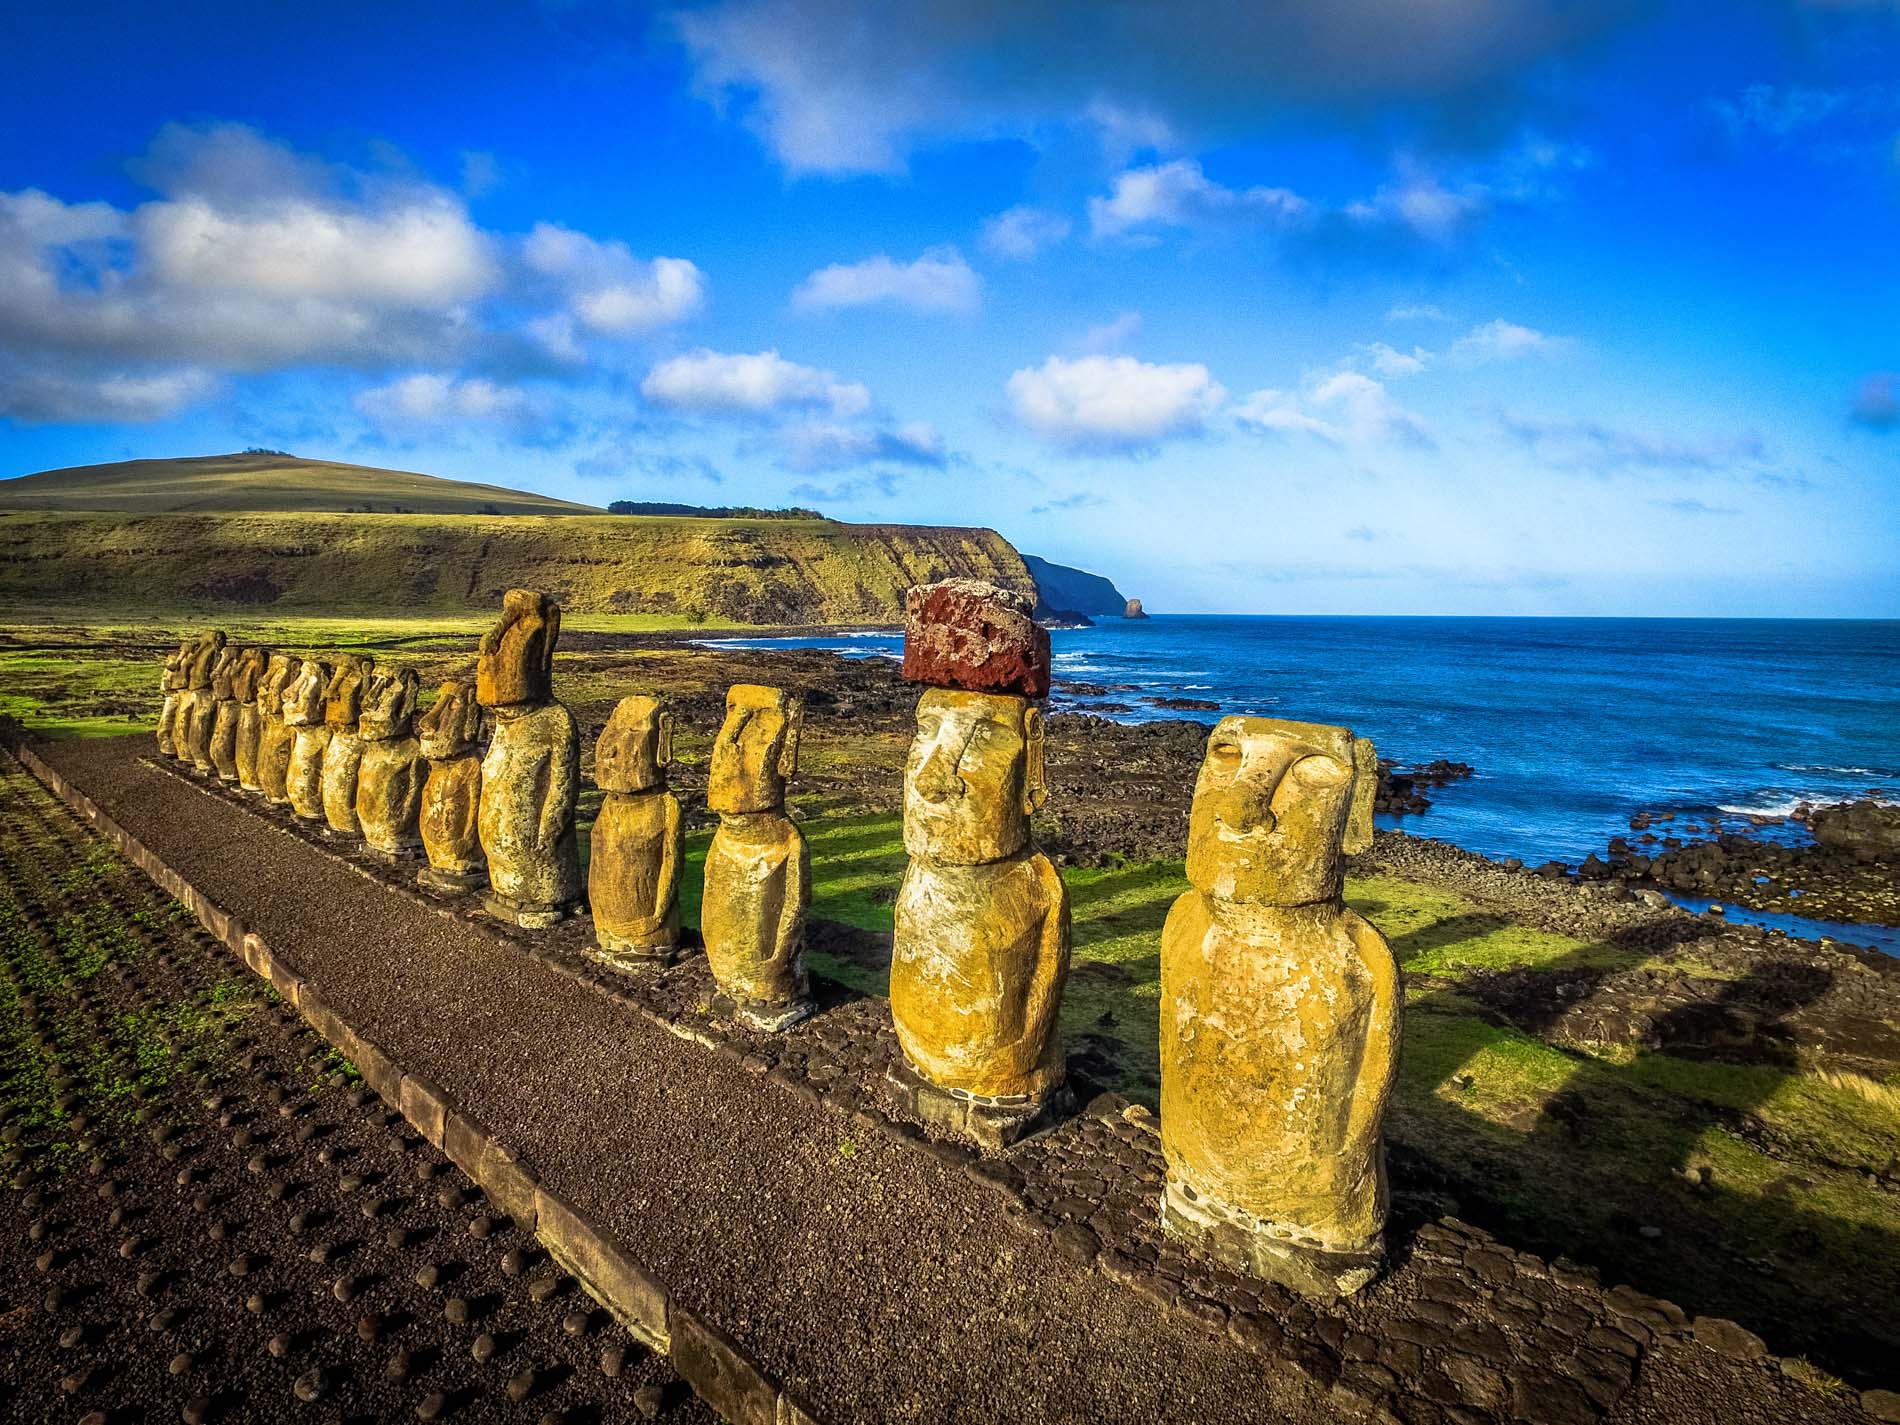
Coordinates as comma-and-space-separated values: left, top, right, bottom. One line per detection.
232, 648, 270, 791
589, 695, 683, 965
320, 656, 373, 835
355, 669, 423, 858
183, 630, 227, 772
254, 655, 301, 803
1159, 717, 1397, 1299
702, 685, 811, 1028
156, 640, 190, 757
208, 647, 243, 781
416, 680, 485, 889
475, 590, 579, 927
283, 660, 331, 821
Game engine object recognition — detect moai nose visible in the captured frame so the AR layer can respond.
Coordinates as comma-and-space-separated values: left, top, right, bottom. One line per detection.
914, 739, 966, 803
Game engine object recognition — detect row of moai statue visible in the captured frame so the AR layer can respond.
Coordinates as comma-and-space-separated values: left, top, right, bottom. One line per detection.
151, 581, 1396, 1301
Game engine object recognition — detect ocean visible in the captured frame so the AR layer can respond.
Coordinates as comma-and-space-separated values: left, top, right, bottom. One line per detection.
707, 616, 1900, 947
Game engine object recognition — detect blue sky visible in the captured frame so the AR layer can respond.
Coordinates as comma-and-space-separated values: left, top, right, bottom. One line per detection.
1, 0, 1895, 615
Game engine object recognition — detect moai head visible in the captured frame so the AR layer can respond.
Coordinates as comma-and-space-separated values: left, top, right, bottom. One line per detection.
209, 645, 242, 700
258, 653, 301, 719
283, 660, 330, 728
232, 647, 270, 704
1344, 737, 1378, 857
323, 655, 373, 731
358, 668, 420, 741
187, 630, 227, 690
903, 690, 1046, 864
1185, 716, 1360, 905
595, 694, 672, 794
163, 639, 192, 691
476, 588, 560, 709
707, 684, 800, 815
417, 679, 483, 760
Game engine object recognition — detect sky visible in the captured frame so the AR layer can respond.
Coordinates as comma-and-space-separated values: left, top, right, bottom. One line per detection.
0, 1, 1895, 616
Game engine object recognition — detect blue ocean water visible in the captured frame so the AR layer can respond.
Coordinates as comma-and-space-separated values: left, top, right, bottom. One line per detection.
708, 615, 1900, 870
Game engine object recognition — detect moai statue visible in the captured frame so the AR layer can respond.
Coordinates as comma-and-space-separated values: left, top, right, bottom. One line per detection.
702, 685, 811, 1029
416, 680, 487, 893
231, 647, 271, 792
355, 668, 424, 861
475, 589, 580, 927
207, 646, 244, 782
283, 659, 332, 822
1159, 718, 1396, 1299
254, 653, 302, 804
887, 580, 1071, 1150
319, 654, 374, 837
589, 695, 684, 970
156, 638, 191, 758
182, 630, 228, 773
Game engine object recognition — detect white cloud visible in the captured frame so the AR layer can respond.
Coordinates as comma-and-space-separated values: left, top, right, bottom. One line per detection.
1089, 159, 1306, 237
355, 373, 539, 430
778, 419, 946, 471
978, 206, 1071, 260
1343, 163, 1486, 244
522, 223, 705, 337
791, 246, 979, 314
1236, 369, 1430, 447
0, 368, 218, 424
1076, 311, 1142, 354
1359, 341, 1431, 377
640, 348, 871, 418
1449, 318, 1572, 365
1007, 353, 1226, 452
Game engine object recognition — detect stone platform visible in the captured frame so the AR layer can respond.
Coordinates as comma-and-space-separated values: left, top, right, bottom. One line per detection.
15, 733, 1886, 1425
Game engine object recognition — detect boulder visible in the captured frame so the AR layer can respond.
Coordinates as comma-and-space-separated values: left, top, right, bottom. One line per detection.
902, 579, 1051, 698
1810, 800, 1900, 863
1124, 598, 1148, 619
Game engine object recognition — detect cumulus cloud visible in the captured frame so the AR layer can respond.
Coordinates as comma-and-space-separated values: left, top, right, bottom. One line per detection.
777, 419, 946, 471
1851, 372, 1898, 430
978, 206, 1071, 260
790, 246, 979, 314
1089, 159, 1306, 238
640, 348, 871, 418
354, 373, 540, 431
1449, 319, 1572, 365
0, 367, 218, 424
1360, 342, 1432, 377
1007, 353, 1226, 452
670, 0, 1638, 176
1236, 369, 1432, 448
522, 223, 705, 340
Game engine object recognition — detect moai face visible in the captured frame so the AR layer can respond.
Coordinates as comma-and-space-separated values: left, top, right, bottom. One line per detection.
358, 668, 420, 741
1185, 716, 1359, 905
323, 655, 373, 730
595, 695, 672, 794
232, 647, 269, 704
163, 640, 191, 691
187, 630, 227, 689
283, 660, 330, 728
258, 654, 300, 718
209, 645, 241, 700
902, 689, 1046, 865
476, 588, 560, 709
707, 685, 800, 815
417, 679, 483, 760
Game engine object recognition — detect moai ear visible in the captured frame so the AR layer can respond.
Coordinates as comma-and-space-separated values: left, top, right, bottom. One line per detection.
1022, 704, 1048, 816
543, 603, 562, 682
777, 697, 803, 779
398, 670, 419, 723
1344, 735, 1378, 856
657, 711, 674, 768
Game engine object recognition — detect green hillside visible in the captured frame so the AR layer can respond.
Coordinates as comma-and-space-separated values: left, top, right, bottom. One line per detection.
0, 452, 601, 516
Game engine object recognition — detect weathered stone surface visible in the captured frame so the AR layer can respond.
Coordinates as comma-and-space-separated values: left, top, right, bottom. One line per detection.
535, 1187, 668, 1346
1161, 715, 1399, 1298
591, 696, 683, 966
1344, 736, 1378, 856
207, 646, 242, 781
477, 587, 559, 709
891, 688, 1070, 1117
282, 659, 331, 821
231, 646, 270, 791
156, 638, 191, 757
703, 685, 810, 1027
902, 579, 1051, 697
182, 630, 227, 772
416, 679, 485, 889
1811, 800, 1900, 863
319, 655, 373, 836
253, 653, 301, 803
479, 701, 580, 926
669, 1307, 774, 1425
355, 668, 423, 858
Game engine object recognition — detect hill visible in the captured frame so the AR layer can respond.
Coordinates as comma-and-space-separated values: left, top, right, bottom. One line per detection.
1022, 554, 1133, 618
0, 452, 601, 516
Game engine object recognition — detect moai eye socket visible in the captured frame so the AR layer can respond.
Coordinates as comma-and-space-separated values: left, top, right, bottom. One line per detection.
1291, 753, 1350, 786
1208, 739, 1242, 765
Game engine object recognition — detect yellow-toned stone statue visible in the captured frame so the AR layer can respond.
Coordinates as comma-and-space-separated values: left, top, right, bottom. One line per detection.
254, 653, 302, 804
232, 647, 271, 792
319, 654, 373, 837
156, 638, 191, 758
416, 679, 487, 893
1160, 717, 1396, 1299
283, 658, 331, 822
888, 581, 1070, 1150
702, 684, 811, 1029
207, 646, 244, 782
355, 668, 424, 860
182, 630, 227, 774
589, 695, 684, 970
476, 590, 580, 927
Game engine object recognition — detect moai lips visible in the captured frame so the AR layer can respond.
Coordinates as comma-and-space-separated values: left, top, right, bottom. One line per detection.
900, 579, 1051, 699
588, 695, 685, 969
1160, 715, 1400, 1299
355, 668, 425, 860
416, 680, 487, 894
702, 685, 811, 1028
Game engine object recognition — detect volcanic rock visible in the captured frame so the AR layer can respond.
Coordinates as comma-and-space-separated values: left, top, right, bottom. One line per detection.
902, 580, 1050, 698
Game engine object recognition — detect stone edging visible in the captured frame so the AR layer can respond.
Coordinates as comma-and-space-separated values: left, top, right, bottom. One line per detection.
5, 737, 816, 1425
